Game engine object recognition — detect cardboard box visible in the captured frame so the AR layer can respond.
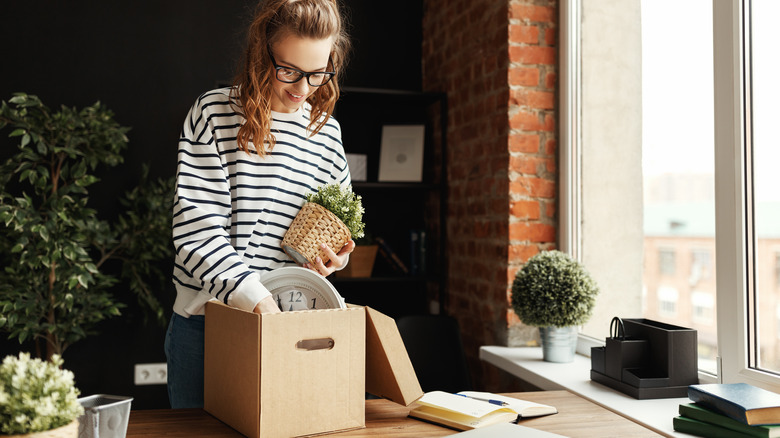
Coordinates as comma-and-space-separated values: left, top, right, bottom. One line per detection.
204, 301, 422, 438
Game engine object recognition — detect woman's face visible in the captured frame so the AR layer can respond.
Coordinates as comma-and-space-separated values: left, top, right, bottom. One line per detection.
268, 35, 334, 113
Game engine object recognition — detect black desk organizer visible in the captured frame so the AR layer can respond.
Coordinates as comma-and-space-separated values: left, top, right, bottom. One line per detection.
590, 317, 698, 399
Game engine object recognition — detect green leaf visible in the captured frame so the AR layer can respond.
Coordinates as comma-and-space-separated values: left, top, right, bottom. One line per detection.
8, 94, 26, 104
39, 226, 49, 241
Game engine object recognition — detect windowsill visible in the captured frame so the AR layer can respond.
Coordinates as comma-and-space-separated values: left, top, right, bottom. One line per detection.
479, 345, 689, 438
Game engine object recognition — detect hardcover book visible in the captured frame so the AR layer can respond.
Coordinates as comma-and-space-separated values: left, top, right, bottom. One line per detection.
679, 403, 780, 438
688, 383, 780, 426
674, 415, 754, 438
408, 391, 557, 431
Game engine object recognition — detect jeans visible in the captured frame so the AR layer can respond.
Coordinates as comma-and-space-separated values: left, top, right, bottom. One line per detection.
164, 313, 205, 408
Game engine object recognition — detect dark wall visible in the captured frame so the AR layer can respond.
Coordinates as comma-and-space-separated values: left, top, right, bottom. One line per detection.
0, 0, 421, 409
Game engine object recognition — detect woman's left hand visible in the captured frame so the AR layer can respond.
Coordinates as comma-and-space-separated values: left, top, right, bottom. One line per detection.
305, 239, 356, 276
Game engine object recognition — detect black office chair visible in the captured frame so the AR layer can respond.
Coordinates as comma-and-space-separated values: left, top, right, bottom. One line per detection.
396, 314, 472, 393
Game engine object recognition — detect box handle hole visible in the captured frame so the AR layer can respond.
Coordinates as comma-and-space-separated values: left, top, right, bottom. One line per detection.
296, 338, 335, 351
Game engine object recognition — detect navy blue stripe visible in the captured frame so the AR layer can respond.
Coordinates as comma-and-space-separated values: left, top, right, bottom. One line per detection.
223, 271, 251, 303
178, 235, 221, 265
172, 212, 229, 232
177, 183, 229, 198
173, 224, 227, 247
172, 275, 201, 291
194, 242, 233, 279
177, 171, 227, 185
176, 195, 231, 210
172, 203, 197, 220
209, 279, 227, 299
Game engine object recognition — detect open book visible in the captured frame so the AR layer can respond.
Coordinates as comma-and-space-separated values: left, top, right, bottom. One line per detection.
408, 391, 558, 431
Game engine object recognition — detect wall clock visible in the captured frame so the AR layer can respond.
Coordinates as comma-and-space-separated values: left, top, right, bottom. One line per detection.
263, 267, 346, 311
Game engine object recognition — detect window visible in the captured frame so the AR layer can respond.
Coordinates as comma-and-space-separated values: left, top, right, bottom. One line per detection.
562, 0, 780, 389
657, 286, 678, 318
659, 250, 676, 276
691, 249, 712, 283
691, 291, 714, 324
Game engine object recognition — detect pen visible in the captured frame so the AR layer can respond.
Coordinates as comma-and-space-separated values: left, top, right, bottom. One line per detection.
456, 393, 509, 406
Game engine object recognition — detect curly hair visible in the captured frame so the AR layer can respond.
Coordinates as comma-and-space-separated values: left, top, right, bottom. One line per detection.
231, 0, 350, 156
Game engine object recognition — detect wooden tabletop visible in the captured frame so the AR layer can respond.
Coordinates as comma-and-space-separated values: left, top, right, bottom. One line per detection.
126, 390, 662, 437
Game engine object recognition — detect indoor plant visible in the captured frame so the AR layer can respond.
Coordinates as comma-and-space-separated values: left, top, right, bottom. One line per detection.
334, 232, 377, 278
0, 93, 174, 360
511, 250, 600, 362
0, 352, 84, 437
281, 183, 365, 267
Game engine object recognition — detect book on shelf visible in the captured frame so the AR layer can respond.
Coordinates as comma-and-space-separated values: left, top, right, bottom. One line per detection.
409, 229, 427, 275
688, 383, 780, 426
408, 391, 557, 431
375, 236, 409, 275
674, 415, 756, 438
678, 403, 780, 438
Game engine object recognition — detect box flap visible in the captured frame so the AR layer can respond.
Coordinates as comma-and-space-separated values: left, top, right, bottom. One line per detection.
364, 307, 423, 405
204, 301, 261, 438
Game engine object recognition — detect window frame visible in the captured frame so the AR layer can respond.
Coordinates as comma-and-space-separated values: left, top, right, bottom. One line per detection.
713, 0, 780, 390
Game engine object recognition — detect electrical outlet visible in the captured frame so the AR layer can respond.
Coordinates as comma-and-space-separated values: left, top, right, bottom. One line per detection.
134, 363, 167, 386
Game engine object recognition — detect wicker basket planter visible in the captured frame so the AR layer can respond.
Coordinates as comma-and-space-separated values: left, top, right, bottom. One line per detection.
281, 202, 352, 266
9, 420, 79, 438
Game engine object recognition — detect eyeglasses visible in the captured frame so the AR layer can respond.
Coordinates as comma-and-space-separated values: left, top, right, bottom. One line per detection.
268, 52, 335, 87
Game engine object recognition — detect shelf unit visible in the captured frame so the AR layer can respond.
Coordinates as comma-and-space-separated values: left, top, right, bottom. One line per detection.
331, 87, 448, 319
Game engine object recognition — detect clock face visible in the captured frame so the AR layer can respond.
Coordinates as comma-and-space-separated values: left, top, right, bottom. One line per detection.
263, 267, 346, 312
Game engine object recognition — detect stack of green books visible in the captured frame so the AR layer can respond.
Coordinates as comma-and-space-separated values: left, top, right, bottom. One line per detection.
674, 403, 780, 438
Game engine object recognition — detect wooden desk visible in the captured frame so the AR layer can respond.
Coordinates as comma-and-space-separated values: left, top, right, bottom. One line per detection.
126, 390, 662, 437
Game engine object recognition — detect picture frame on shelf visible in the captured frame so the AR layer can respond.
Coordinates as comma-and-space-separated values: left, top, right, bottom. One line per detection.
378, 125, 425, 182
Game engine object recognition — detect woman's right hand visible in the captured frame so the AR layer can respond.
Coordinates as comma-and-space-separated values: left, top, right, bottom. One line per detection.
253, 295, 282, 314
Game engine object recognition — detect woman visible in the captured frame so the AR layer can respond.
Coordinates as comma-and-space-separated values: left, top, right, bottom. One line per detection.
165, 0, 353, 408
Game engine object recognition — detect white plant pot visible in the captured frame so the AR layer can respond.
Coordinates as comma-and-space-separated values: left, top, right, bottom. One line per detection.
539, 326, 578, 363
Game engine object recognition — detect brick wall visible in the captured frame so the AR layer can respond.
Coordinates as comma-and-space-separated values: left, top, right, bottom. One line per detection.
422, 0, 558, 391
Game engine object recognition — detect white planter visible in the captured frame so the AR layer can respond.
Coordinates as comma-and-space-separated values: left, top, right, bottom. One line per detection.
539, 326, 578, 363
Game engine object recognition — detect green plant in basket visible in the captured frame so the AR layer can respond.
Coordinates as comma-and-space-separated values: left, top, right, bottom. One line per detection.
511, 250, 599, 327
0, 352, 84, 435
281, 183, 366, 267
305, 183, 365, 240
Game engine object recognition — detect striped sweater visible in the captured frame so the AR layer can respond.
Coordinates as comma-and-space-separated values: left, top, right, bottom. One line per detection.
171, 87, 350, 317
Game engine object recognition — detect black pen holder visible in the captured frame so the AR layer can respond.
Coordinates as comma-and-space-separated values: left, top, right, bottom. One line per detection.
590, 317, 698, 399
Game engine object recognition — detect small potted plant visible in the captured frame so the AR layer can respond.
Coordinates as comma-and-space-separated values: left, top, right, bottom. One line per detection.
511, 250, 600, 363
281, 184, 365, 267
334, 232, 378, 278
0, 353, 84, 437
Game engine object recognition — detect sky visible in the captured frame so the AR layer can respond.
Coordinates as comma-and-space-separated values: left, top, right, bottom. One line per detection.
641, 0, 780, 202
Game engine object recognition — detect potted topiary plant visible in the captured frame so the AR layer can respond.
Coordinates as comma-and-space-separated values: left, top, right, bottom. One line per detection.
281, 183, 365, 267
0, 93, 174, 360
0, 353, 84, 437
511, 250, 600, 363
